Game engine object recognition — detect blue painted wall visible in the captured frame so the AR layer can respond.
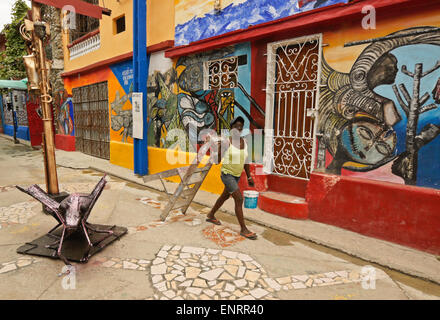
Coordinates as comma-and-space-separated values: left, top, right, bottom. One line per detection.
375, 44, 440, 189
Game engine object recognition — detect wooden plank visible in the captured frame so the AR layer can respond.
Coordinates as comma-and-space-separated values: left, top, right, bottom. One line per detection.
177, 165, 211, 180
142, 168, 181, 183
186, 172, 205, 185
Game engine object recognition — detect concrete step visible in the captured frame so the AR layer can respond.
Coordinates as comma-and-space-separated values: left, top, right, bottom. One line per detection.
258, 191, 308, 220
267, 174, 308, 198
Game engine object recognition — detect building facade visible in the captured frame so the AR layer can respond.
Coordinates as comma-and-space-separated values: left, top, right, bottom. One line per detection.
60, 0, 440, 254
61, 0, 174, 167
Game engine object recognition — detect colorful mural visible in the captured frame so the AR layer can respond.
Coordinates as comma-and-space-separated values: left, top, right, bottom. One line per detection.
147, 45, 260, 152
319, 27, 440, 189
174, 0, 349, 46
53, 90, 74, 136
109, 60, 135, 143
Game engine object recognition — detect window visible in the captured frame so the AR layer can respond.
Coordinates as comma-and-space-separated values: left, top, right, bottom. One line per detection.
204, 56, 238, 90
114, 15, 126, 34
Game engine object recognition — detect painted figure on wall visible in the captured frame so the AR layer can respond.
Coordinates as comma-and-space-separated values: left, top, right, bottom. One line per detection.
148, 48, 238, 151
54, 90, 74, 136
319, 26, 440, 188
147, 68, 188, 150
109, 60, 135, 144
110, 84, 133, 143
147, 48, 264, 153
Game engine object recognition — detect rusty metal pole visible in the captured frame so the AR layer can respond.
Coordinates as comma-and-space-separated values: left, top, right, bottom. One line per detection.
32, 1, 59, 195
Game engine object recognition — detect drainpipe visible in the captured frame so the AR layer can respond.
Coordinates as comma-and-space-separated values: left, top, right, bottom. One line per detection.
133, 0, 149, 175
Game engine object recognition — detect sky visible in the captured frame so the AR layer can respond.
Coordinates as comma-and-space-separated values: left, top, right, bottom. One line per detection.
0, 0, 32, 32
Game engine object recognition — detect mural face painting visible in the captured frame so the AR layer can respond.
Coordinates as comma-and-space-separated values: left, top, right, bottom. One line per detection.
319, 27, 440, 188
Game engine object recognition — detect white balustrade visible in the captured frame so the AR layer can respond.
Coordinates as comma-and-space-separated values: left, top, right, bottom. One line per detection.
69, 33, 101, 60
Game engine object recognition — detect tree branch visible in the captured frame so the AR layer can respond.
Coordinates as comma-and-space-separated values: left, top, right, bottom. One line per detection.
420, 104, 438, 114
392, 84, 409, 116
399, 83, 411, 105
421, 60, 440, 77
419, 92, 430, 106
401, 65, 414, 78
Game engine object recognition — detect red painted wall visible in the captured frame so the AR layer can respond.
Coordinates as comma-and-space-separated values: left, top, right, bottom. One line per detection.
250, 40, 267, 130
267, 175, 308, 198
306, 172, 440, 255
26, 100, 43, 147
55, 134, 75, 151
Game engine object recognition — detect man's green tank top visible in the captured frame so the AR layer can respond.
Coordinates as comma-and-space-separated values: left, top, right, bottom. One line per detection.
221, 143, 248, 177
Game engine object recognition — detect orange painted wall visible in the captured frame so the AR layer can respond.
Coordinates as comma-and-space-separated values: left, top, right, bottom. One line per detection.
63, 68, 110, 94
63, 64, 134, 170
322, 6, 440, 72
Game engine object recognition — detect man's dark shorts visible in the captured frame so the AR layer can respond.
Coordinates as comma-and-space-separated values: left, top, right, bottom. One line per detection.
221, 172, 241, 194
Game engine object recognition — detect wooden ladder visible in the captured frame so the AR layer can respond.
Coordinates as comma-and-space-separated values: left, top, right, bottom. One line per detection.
142, 142, 215, 221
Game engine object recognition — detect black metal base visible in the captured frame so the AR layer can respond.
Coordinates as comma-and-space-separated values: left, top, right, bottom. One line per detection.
17, 224, 128, 263
42, 192, 70, 214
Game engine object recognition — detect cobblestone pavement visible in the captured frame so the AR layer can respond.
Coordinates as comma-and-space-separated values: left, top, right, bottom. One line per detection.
0, 137, 439, 300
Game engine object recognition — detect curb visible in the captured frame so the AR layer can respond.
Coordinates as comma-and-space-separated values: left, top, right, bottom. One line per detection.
0, 133, 32, 147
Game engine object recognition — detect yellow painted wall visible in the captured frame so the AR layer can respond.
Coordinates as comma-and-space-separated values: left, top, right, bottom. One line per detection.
175, 0, 246, 25
111, 141, 134, 170
63, 0, 133, 73
147, 0, 175, 47
148, 147, 223, 194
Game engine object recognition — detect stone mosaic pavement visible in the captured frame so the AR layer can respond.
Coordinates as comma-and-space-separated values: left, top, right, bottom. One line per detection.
0, 138, 438, 300
0, 178, 392, 300
0, 201, 39, 228
0, 256, 40, 274
0, 241, 376, 301
0, 178, 435, 300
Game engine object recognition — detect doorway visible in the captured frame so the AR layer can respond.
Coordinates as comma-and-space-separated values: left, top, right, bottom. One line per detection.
263, 34, 322, 180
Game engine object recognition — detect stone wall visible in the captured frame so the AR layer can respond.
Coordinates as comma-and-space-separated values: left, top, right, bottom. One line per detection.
41, 5, 65, 135
41, 5, 64, 95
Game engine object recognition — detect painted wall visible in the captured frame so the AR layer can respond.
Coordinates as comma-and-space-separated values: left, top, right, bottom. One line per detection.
146, 46, 263, 194
64, 58, 136, 169
147, 45, 259, 151
26, 94, 44, 147
317, 9, 440, 190
63, 0, 175, 73
147, 0, 175, 47
174, 0, 349, 46
53, 90, 75, 136
62, 0, 133, 73
1, 91, 30, 141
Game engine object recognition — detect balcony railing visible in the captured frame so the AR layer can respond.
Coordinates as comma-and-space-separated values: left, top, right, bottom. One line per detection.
68, 30, 100, 61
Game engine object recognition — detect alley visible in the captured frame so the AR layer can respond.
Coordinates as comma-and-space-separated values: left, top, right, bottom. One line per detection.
0, 136, 439, 300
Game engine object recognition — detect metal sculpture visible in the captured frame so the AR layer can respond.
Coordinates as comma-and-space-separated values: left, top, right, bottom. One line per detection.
16, 175, 114, 265
20, 3, 60, 195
